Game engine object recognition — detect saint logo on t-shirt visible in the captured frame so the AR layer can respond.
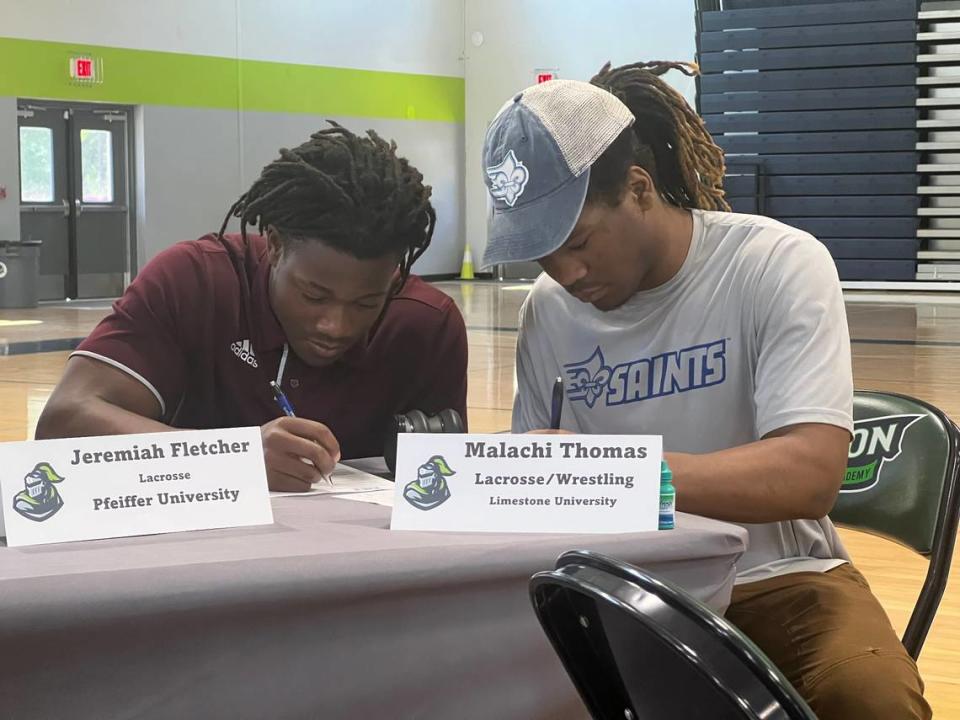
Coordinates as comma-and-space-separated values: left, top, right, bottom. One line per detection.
564, 340, 727, 409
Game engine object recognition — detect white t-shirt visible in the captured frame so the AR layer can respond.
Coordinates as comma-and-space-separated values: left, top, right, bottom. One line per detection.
512, 210, 854, 583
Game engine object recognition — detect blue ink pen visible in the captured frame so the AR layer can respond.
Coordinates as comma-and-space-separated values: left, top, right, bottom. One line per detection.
270, 380, 296, 417
549, 376, 564, 430
270, 380, 333, 485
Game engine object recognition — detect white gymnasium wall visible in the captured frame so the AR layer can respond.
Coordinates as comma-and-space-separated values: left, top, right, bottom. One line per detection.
2, 0, 466, 274
1, 0, 241, 57
4, 0, 463, 74
236, 1, 465, 76
4, 0, 700, 276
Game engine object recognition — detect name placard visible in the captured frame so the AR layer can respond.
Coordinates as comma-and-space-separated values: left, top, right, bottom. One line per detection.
390, 434, 663, 533
0, 428, 273, 547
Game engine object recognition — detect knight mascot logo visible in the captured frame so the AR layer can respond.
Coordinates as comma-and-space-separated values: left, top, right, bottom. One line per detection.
12, 462, 66, 521
403, 456, 454, 510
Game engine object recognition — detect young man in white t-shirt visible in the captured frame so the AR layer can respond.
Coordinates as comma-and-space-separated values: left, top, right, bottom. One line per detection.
480, 62, 930, 719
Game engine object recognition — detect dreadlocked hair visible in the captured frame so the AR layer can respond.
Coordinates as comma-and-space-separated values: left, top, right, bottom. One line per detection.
588, 60, 729, 212
218, 121, 436, 283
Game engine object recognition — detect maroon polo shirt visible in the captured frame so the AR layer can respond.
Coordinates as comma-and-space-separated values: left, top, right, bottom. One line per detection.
74, 233, 468, 459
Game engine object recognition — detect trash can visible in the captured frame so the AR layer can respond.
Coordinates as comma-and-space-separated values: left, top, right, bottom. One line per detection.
0, 239, 42, 309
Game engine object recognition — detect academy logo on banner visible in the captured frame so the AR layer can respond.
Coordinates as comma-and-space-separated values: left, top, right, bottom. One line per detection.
843, 414, 924, 493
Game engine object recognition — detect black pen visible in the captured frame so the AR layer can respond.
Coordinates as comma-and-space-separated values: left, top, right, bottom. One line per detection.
270, 381, 333, 485
549, 376, 564, 430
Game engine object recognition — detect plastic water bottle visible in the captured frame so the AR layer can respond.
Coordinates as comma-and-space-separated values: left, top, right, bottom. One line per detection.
659, 459, 675, 530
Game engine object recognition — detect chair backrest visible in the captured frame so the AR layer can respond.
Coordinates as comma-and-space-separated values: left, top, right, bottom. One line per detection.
830, 391, 960, 658
530, 550, 816, 720
831, 391, 960, 554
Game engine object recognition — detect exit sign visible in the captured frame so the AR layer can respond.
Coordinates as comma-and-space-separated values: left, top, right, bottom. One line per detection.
534, 68, 559, 84
70, 56, 96, 81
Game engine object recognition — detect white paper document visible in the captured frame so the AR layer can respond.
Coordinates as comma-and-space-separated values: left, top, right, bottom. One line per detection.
269, 463, 394, 499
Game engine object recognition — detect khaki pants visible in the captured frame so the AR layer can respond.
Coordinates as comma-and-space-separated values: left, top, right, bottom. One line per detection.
726, 564, 931, 720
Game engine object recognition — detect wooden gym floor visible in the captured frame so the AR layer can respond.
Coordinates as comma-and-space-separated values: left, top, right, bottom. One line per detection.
1, 282, 959, 715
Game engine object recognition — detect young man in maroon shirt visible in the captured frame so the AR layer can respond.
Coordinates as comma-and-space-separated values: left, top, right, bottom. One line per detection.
36, 123, 468, 492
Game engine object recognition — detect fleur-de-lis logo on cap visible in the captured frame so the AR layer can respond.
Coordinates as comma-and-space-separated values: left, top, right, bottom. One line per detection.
486, 150, 530, 208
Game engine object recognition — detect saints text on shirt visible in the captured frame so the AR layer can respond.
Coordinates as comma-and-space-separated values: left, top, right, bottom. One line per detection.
564, 339, 727, 409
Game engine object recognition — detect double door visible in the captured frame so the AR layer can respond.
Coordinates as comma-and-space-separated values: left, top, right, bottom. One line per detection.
18, 101, 134, 299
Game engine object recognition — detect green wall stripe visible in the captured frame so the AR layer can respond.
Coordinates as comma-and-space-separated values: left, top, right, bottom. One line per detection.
0, 37, 464, 122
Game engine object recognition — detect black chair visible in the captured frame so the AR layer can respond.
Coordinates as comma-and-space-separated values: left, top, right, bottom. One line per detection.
530, 550, 816, 720
830, 390, 960, 659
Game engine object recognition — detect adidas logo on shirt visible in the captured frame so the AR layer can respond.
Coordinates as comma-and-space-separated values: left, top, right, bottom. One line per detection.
230, 339, 259, 368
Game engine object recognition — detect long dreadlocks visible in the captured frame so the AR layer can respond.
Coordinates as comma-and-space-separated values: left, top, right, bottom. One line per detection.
588, 61, 729, 212
218, 121, 436, 284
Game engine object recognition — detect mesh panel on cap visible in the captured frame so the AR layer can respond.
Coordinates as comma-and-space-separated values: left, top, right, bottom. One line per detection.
521, 79, 634, 176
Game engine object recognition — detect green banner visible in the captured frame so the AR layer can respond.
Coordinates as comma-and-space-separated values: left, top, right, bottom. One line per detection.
0, 36, 464, 122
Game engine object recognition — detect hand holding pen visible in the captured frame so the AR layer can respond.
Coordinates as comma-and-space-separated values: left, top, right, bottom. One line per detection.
549, 376, 564, 431
528, 377, 575, 436
260, 381, 339, 491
